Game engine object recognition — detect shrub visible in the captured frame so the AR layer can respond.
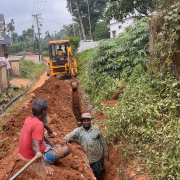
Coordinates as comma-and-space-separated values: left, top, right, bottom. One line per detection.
61, 36, 80, 55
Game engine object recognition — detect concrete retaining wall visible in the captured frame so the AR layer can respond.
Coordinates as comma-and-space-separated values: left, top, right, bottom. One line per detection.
78, 41, 99, 53
0, 65, 8, 93
0, 59, 21, 78
10, 60, 21, 77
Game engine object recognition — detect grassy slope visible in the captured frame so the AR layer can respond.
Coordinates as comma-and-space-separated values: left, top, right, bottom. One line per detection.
77, 48, 180, 179
20, 58, 46, 80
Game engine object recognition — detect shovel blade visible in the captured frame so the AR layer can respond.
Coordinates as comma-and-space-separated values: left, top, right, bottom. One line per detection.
30, 162, 47, 180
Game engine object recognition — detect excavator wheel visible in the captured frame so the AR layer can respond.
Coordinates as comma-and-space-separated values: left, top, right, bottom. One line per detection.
72, 81, 77, 91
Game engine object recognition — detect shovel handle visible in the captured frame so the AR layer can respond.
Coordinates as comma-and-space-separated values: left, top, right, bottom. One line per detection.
9, 152, 42, 180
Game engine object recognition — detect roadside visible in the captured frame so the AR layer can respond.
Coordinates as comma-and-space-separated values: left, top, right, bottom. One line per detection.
0, 57, 48, 129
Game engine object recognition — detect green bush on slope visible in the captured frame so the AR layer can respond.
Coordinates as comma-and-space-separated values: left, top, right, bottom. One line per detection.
77, 16, 180, 178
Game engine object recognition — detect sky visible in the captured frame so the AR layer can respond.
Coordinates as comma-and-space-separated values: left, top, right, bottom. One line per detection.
0, 0, 73, 37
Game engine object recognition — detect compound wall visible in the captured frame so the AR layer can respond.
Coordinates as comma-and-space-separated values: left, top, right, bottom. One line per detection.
0, 65, 8, 93
78, 41, 98, 53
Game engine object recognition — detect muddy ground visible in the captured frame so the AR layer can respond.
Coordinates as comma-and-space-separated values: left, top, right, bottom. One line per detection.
0, 75, 123, 180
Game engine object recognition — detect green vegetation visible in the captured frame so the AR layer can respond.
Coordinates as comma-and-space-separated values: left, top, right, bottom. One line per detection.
43, 50, 49, 57
61, 36, 80, 55
78, 17, 149, 106
92, 20, 110, 41
77, 6, 180, 177
20, 58, 46, 80
106, 0, 153, 21
66, 0, 107, 40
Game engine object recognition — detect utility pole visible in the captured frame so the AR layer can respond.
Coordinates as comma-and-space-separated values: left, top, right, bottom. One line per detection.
32, 14, 43, 63
54, 31, 56, 40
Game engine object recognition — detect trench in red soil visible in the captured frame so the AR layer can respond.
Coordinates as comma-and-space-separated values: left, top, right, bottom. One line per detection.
0, 76, 141, 180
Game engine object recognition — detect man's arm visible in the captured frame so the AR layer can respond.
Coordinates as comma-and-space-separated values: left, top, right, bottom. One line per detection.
99, 132, 109, 162
44, 124, 53, 135
61, 128, 80, 145
2, 59, 7, 65
32, 139, 54, 175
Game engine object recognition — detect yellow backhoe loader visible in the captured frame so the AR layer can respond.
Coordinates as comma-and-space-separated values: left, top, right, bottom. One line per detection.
47, 40, 78, 90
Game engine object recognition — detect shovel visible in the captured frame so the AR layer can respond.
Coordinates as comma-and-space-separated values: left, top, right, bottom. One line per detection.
9, 152, 47, 180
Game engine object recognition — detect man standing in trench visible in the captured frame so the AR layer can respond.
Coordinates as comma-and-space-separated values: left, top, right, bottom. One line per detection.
18, 98, 71, 175
61, 113, 109, 180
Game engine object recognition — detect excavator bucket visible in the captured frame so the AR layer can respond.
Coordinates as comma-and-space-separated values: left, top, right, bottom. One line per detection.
72, 81, 77, 91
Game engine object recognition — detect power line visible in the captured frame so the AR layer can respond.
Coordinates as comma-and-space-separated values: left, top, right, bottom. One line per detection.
40, 0, 47, 14
33, 1, 39, 15
41, 18, 54, 32
38, 1, 43, 14
15, 20, 33, 24
42, 18, 64, 25
32, 0, 36, 15
42, 1, 47, 13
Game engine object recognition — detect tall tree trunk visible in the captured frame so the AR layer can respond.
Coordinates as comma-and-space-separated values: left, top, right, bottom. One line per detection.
74, 0, 86, 40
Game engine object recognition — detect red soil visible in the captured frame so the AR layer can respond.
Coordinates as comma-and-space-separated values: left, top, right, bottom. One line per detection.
0, 76, 95, 180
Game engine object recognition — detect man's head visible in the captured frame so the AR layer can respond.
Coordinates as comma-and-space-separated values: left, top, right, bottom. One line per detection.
4, 53, 8, 58
59, 46, 62, 49
32, 98, 50, 124
79, 113, 93, 130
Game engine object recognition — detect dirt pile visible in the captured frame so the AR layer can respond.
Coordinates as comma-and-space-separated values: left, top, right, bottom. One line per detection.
0, 76, 95, 180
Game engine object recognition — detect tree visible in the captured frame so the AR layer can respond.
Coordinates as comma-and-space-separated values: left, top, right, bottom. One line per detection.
1, 27, 8, 37
106, 0, 154, 21
60, 23, 80, 38
26, 26, 35, 42
92, 20, 110, 41
66, 0, 107, 40
12, 32, 18, 42
7, 19, 15, 43
61, 36, 80, 55
74, 0, 86, 40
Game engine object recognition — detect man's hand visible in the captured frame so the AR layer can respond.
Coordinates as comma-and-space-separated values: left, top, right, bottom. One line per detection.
41, 157, 54, 175
42, 164, 54, 175
105, 153, 109, 162
61, 139, 68, 146
44, 125, 53, 136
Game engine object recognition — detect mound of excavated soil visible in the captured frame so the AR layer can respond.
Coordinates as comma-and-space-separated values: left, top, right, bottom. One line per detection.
0, 76, 95, 180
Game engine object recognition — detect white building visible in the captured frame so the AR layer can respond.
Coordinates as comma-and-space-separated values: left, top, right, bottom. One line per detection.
107, 17, 135, 38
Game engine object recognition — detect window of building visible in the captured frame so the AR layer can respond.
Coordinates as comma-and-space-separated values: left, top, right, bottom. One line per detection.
119, 25, 122, 29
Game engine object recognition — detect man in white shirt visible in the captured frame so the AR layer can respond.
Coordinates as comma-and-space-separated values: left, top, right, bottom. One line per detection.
2, 53, 11, 86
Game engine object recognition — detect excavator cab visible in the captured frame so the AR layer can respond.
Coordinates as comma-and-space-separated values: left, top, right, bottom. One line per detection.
47, 40, 78, 90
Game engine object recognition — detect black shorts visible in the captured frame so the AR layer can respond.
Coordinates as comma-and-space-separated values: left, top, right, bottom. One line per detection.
90, 158, 104, 180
